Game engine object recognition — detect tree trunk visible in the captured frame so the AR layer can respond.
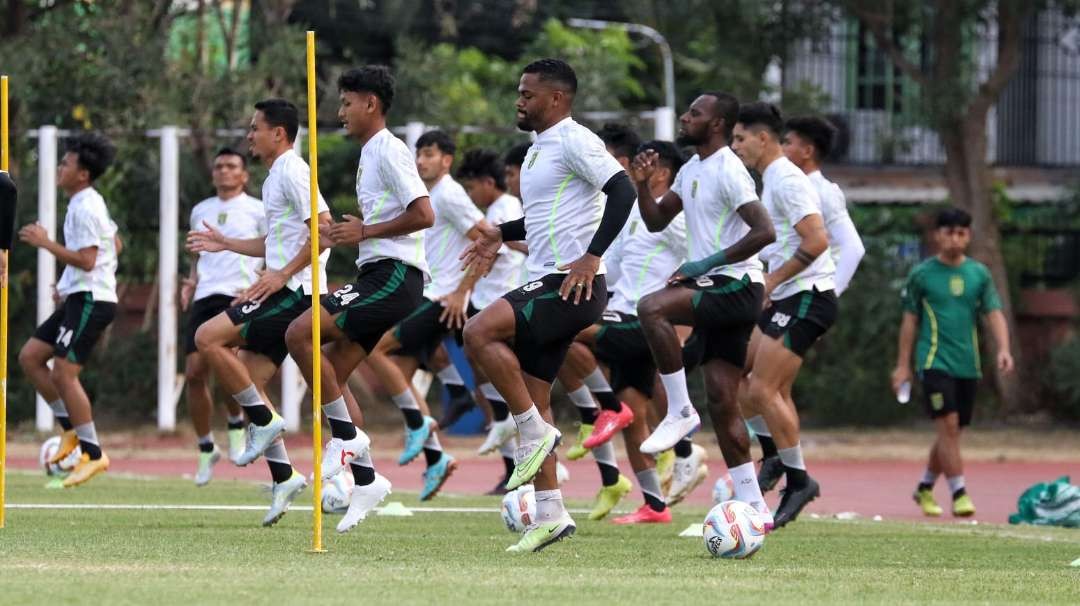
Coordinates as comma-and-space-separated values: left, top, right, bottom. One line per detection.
940, 114, 1024, 413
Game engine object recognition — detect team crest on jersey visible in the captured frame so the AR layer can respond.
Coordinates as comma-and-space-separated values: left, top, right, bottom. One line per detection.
930, 392, 945, 411
217, 212, 228, 225
771, 311, 791, 327
527, 150, 540, 169
949, 275, 965, 296
691, 180, 698, 198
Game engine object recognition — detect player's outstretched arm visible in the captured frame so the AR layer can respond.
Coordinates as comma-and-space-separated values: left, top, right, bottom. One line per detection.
187, 220, 265, 257
669, 200, 775, 283
19, 222, 96, 271
330, 195, 433, 247
763, 212, 828, 298
630, 150, 682, 232
460, 220, 505, 278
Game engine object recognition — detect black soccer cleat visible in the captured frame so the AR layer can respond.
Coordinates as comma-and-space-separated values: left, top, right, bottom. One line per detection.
757, 455, 784, 493
773, 476, 821, 528
438, 392, 477, 429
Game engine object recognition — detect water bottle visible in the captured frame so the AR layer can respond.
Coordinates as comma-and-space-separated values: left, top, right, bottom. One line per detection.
896, 380, 911, 404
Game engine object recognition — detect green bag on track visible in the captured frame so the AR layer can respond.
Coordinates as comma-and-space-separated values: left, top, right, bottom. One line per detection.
1008, 476, 1080, 528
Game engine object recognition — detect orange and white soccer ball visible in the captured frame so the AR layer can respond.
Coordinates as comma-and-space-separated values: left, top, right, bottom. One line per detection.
39, 435, 81, 476
703, 500, 767, 559
500, 485, 536, 532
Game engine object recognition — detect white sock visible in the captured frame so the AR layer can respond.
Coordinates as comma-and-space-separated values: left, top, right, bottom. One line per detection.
197, 434, 214, 448
592, 441, 617, 468
74, 422, 100, 448
512, 405, 548, 442
499, 436, 517, 459
391, 389, 421, 411
635, 469, 664, 505
424, 432, 442, 452
534, 489, 565, 522
479, 382, 502, 401
232, 384, 263, 407
947, 475, 966, 495
921, 469, 938, 486
778, 444, 806, 470
226, 413, 244, 425
48, 398, 69, 422
322, 396, 351, 423
659, 369, 694, 418
582, 368, 612, 393
264, 437, 290, 465
747, 415, 771, 437
567, 385, 596, 409
729, 462, 769, 515
436, 365, 465, 386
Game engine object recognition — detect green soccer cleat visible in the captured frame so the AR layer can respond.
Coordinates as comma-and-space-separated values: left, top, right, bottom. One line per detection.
235, 413, 287, 466
588, 474, 633, 521
227, 427, 246, 464
194, 445, 221, 487
952, 493, 976, 517
263, 470, 307, 527
566, 424, 594, 461
506, 515, 576, 553
506, 426, 561, 490
913, 487, 943, 517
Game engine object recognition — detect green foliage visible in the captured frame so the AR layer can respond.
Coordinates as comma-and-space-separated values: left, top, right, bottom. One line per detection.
1047, 337, 1080, 421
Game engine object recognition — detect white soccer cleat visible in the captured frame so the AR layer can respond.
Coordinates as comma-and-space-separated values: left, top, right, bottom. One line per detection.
336, 472, 392, 534
227, 427, 246, 464
235, 414, 287, 466
668, 444, 708, 506
321, 430, 371, 480
263, 471, 307, 527
640, 409, 701, 455
194, 445, 221, 487
477, 418, 517, 455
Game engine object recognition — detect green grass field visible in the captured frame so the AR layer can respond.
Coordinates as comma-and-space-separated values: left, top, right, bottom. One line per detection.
2, 471, 1078, 605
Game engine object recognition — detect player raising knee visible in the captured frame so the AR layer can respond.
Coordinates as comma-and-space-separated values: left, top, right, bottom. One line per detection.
18, 133, 120, 488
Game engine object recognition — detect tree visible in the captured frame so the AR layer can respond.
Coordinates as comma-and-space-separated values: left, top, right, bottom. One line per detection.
841, 0, 1080, 411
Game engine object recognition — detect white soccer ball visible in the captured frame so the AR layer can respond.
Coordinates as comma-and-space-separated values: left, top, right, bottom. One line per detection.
321, 471, 354, 514
39, 435, 81, 476
712, 473, 735, 504
703, 500, 767, 559
501, 485, 536, 532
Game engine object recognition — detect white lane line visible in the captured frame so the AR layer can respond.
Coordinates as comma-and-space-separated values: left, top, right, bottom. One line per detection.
6, 503, 599, 515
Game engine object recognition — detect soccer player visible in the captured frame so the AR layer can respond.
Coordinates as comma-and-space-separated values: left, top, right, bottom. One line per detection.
731, 101, 837, 528
462, 58, 636, 552
631, 94, 776, 524
751, 115, 866, 490
18, 132, 119, 487
189, 98, 331, 526
892, 207, 1012, 518
363, 129, 492, 500
455, 147, 527, 493
181, 148, 265, 486
283, 65, 434, 533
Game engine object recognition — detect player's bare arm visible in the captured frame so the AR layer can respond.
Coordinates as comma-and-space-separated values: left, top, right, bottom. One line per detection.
631, 149, 683, 232
763, 212, 829, 298
19, 223, 96, 271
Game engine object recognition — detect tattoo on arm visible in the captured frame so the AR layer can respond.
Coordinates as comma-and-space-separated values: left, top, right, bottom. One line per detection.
793, 247, 817, 266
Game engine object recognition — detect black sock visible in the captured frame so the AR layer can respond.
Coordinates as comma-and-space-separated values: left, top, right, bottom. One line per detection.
784, 466, 809, 489
423, 447, 443, 467
594, 391, 620, 412
198, 441, 215, 454
917, 482, 934, 493
80, 440, 102, 460
501, 456, 514, 477
328, 417, 358, 440
446, 383, 472, 403
644, 493, 666, 512
758, 434, 779, 459
578, 406, 599, 424
243, 404, 273, 426
599, 462, 621, 487
351, 462, 375, 486
401, 408, 424, 430
673, 438, 693, 458
227, 419, 245, 430
490, 398, 510, 422
57, 416, 73, 431
267, 460, 293, 484
952, 487, 967, 500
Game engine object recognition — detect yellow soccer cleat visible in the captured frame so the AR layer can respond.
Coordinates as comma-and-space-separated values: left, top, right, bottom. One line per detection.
48, 430, 80, 465
952, 493, 976, 517
913, 488, 943, 517
63, 452, 110, 488
656, 449, 675, 495
588, 474, 633, 521
566, 424, 594, 461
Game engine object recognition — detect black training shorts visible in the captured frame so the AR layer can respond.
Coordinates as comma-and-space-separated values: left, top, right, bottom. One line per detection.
392, 297, 455, 365
594, 310, 656, 398
185, 294, 234, 355
758, 287, 838, 358
226, 285, 310, 365
321, 259, 425, 354
33, 292, 116, 365
920, 369, 979, 427
682, 274, 764, 368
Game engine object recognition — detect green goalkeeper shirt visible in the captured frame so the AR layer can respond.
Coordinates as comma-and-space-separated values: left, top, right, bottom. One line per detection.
901, 257, 1002, 379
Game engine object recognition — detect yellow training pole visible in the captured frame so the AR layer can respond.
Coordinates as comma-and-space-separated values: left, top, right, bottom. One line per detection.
0, 74, 9, 530
306, 32, 325, 553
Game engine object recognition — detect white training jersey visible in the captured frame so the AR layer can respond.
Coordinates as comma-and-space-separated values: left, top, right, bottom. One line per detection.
424, 174, 484, 299
519, 117, 624, 281
471, 193, 526, 309
808, 170, 864, 296
189, 193, 267, 301
355, 128, 431, 278
261, 149, 330, 294
607, 196, 687, 316
602, 202, 642, 290
56, 187, 119, 303
760, 157, 836, 300
671, 146, 764, 283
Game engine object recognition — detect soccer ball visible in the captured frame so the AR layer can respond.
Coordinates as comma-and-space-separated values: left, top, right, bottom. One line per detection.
321, 470, 354, 513
39, 435, 81, 476
501, 485, 536, 532
703, 500, 767, 559
712, 473, 735, 504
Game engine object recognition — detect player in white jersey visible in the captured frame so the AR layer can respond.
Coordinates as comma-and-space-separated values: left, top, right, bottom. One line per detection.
731, 102, 837, 528
19, 133, 119, 487
181, 148, 265, 485
747, 116, 867, 495
284, 66, 435, 534
189, 99, 331, 526
462, 59, 636, 552
362, 130, 492, 501
630, 93, 777, 527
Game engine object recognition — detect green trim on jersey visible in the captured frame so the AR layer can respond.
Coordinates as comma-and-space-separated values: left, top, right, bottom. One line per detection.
546, 174, 575, 267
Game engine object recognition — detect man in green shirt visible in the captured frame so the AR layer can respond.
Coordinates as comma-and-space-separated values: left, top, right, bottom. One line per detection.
892, 208, 1014, 518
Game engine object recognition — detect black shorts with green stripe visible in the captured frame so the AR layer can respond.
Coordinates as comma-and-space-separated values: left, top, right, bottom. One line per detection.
594, 310, 656, 397
758, 287, 838, 358
33, 291, 117, 365
682, 273, 764, 368
391, 296, 460, 366
226, 285, 310, 365
503, 273, 607, 383
321, 259, 425, 354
